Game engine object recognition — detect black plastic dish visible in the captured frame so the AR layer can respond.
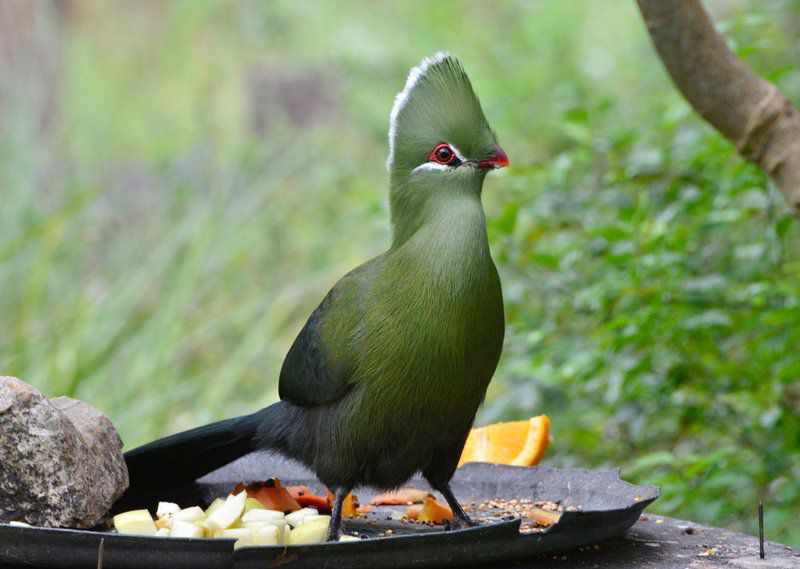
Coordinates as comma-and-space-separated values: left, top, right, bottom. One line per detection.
0, 454, 659, 568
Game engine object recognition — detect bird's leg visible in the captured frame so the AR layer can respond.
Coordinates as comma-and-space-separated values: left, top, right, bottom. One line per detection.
326, 486, 350, 541
430, 481, 478, 530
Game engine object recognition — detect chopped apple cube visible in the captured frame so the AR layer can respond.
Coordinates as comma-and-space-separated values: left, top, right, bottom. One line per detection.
204, 498, 226, 517
252, 525, 280, 546
155, 527, 170, 537
9, 521, 31, 527
245, 498, 265, 512
302, 514, 331, 525
216, 528, 253, 548
243, 519, 288, 541
339, 534, 360, 542
285, 507, 318, 528
204, 491, 247, 530
113, 509, 157, 536
287, 517, 329, 545
241, 509, 284, 523
170, 520, 206, 539
154, 517, 171, 530
173, 506, 205, 523
156, 502, 180, 519
273, 520, 290, 542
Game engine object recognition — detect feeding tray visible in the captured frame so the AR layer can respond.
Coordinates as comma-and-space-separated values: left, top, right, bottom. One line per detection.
0, 453, 659, 568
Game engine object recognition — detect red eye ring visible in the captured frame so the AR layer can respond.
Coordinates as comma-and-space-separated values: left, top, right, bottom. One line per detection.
429, 144, 456, 165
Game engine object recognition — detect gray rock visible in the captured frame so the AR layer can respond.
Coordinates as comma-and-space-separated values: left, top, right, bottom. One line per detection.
0, 377, 128, 528
50, 396, 129, 520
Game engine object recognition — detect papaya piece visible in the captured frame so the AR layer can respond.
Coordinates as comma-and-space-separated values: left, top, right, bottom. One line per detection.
297, 493, 332, 513
524, 507, 562, 527
326, 490, 359, 518
285, 485, 310, 500
403, 504, 423, 521
232, 478, 282, 498
252, 486, 301, 513
417, 497, 454, 524
371, 488, 433, 506
231, 479, 300, 512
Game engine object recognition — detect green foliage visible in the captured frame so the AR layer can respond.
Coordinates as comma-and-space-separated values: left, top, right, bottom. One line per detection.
0, 0, 798, 546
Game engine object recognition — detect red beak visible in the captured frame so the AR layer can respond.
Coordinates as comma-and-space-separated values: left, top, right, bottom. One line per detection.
477, 144, 510, 169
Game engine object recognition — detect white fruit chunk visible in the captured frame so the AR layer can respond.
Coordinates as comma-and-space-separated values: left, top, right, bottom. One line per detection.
241, 509, 284, 523
245, 498, 265, 511
113, 509, 157, 536
216, 528, 253, 548
170, 520, 205, 538
252, 525, 280, 546
204, 491, 247, 530
155, 528, 170, 537
173, 506, 205, 523
273, 520, 290, 542
9, 521, 31, 527
287, 517, 329, 545
285, 507, 318, 528
302, 514, 331, 526
156, 502, 180, 519
204, 498, 226, 517
339, 534, 360, 542
243, 519, 288, 540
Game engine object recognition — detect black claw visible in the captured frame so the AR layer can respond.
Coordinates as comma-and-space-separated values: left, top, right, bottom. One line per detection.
449, 514, 479, 530
429, 480, 478, 531
326, 527, 341, 542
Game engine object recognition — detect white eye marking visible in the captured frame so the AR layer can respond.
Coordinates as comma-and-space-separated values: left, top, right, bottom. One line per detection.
412, 162, 450, 173
387, 51, 451, 171
448, 143, 467, 163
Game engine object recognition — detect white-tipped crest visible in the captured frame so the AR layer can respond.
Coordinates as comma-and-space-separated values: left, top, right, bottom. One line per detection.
387, 51, 451, 171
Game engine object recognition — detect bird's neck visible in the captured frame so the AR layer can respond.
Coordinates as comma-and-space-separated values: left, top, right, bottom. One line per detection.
386, 183, 494, 303
388, 176, 487, 251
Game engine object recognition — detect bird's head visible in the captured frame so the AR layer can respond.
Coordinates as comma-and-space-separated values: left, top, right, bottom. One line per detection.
387, 53, 507, 244
387, 53, 507, 182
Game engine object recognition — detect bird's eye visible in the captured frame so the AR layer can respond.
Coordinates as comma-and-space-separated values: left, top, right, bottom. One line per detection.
430, 144, 456, 165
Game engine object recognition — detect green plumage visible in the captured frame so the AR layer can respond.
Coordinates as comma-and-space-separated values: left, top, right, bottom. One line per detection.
125, 53, 507, 537
279, 54, 504, 489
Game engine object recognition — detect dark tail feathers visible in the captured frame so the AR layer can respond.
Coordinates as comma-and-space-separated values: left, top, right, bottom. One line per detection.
125, 409, 264, 493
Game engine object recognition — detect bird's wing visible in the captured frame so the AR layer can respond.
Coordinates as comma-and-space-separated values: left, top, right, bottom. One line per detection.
278, 262, 374, 407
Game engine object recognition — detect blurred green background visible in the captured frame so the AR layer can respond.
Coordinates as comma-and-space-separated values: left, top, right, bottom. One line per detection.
1, 0, 798, 546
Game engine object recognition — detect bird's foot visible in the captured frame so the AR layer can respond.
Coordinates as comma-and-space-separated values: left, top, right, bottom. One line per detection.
443, 514, 479, 531
326, 486, 350, 541
326, 526, 341, 542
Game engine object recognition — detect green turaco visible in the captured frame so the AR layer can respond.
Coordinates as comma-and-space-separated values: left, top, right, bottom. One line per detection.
125, 53, 510, 541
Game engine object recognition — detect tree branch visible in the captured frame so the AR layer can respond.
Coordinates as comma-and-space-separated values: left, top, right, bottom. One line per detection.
637, 0, 800, 216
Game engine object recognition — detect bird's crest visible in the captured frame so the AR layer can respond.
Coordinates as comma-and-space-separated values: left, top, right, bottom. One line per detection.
387, 53, 491, 173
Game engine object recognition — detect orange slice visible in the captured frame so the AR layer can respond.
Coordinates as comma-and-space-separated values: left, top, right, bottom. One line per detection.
458, 415, 550, 467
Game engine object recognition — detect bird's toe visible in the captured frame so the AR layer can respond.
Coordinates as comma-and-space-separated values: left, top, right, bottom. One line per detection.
444, 515, 479, 531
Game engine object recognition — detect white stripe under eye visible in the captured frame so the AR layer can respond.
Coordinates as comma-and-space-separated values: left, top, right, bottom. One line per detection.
413, 162, 450, 173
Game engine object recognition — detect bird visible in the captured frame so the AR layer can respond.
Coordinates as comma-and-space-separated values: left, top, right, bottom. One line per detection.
124, 52, 509, 541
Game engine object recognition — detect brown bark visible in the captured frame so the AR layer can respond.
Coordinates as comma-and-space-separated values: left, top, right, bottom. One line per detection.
637, 0, 800, 216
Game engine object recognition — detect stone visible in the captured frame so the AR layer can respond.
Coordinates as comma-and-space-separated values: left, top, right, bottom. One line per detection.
50, 396, 129, 520
0, 377, 128, 528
